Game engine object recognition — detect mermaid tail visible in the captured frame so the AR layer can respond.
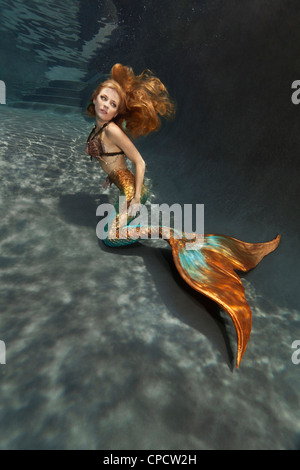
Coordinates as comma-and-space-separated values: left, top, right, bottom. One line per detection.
100, 169, 280, 367
169, 233, 280, 367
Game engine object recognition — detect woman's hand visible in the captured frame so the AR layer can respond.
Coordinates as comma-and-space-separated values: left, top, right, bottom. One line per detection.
128, 195, 141, 216
102, 176, 112, 189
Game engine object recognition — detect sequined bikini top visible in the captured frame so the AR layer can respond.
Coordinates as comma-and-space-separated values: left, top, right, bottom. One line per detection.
86, 122, 125, 161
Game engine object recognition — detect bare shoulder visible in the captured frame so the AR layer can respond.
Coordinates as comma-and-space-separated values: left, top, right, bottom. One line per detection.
105, 121, 124, 139
105, 121, 131, 146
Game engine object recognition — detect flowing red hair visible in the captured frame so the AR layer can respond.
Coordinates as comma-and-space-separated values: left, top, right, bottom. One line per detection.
87, 63, 176, 138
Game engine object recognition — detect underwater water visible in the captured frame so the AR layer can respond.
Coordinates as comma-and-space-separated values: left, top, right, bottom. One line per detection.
0, 0, 300, 451
0, 105, 299, 450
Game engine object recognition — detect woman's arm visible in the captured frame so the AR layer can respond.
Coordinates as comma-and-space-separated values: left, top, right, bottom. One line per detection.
106, 123, 146, 204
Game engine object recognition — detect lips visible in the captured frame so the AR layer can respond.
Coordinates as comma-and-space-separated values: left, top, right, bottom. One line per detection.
100, 109, 107, 114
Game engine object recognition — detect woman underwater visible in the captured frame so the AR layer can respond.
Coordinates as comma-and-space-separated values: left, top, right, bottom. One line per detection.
85, 63, 280, 368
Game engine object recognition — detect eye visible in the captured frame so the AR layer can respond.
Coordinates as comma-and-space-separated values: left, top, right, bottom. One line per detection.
111, 102, 117, 108
100, 95, 107, 101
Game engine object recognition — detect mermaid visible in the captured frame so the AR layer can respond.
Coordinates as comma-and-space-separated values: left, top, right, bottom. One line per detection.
85, 63, 280, 368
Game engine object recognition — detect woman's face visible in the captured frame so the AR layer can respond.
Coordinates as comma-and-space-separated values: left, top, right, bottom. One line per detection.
93, 87, 120, 122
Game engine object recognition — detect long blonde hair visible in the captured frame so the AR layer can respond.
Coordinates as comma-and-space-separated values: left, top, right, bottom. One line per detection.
87, 63, 176, 138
